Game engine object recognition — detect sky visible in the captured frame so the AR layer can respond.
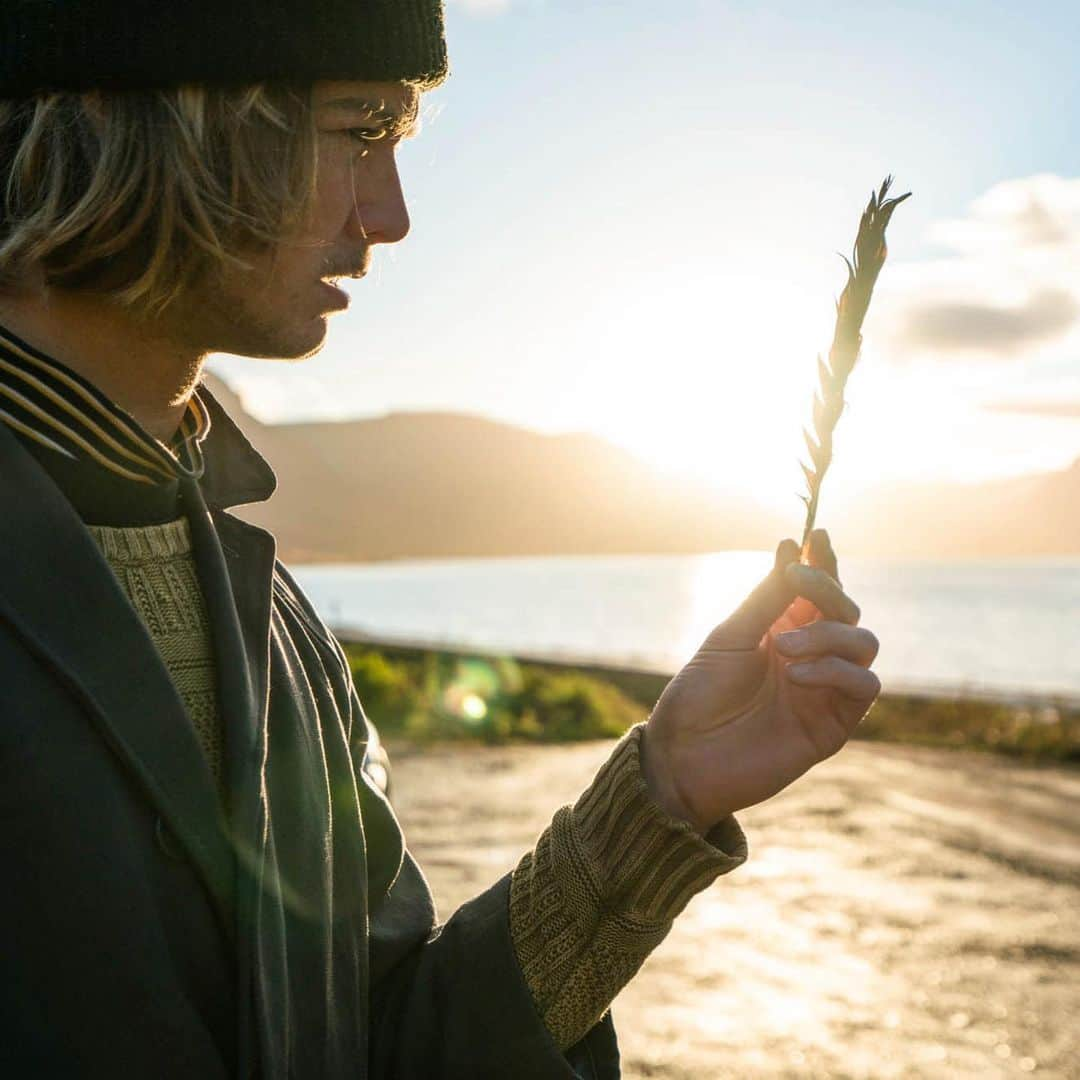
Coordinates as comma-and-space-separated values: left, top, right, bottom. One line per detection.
211, 0, 1080, 520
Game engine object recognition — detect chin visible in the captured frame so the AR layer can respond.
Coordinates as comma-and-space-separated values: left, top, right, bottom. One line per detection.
281, 316, 331, 361
225, 316, 330, 362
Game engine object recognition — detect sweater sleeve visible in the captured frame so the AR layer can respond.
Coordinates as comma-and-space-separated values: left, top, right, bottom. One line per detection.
508, 722, 748, 1051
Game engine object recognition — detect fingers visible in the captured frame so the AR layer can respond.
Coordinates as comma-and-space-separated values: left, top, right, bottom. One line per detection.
786, 657, 882, 703
805, 528, 840, 585
706, 539, 801, 650
775, 622, 879, 667
783, 562, 860, 625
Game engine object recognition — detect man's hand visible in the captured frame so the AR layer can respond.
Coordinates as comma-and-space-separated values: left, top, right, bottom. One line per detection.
641, 530, 880, 834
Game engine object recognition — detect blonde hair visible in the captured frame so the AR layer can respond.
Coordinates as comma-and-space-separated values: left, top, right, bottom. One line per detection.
0, 84, 320, 317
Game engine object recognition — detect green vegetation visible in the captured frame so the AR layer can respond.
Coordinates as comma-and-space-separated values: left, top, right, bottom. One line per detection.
858, 693, 1080, 762
343, 641, 1079, 763
344, 643, 641, 744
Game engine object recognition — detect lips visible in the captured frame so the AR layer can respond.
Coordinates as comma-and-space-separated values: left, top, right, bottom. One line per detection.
317, 279, 350, 310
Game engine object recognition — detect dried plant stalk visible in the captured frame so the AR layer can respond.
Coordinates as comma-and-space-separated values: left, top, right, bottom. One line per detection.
800, 177, 911, 558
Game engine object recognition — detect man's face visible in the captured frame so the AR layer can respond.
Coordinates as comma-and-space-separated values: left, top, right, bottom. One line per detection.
176, 80, 419, 361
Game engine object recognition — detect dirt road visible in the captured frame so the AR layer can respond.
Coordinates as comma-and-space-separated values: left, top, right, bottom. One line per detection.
385, 738, 1079, 1079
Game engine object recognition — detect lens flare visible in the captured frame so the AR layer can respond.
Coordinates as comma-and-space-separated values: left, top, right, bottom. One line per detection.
461, 693, 488, 722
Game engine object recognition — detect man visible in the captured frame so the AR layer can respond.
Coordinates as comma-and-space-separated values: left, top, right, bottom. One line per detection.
0, 2, 881, 1077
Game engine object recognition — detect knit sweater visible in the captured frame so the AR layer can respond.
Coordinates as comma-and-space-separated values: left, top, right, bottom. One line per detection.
89, 518, 748, 1052
88, 519, 224, 789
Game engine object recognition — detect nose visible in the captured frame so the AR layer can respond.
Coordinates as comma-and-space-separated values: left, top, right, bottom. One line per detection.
348, 150, 410, 246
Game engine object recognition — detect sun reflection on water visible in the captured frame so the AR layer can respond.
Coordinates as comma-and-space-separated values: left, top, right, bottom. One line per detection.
678, 551, 774, 657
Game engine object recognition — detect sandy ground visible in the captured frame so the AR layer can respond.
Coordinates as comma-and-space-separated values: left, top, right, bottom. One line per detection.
385, 737, 1079, 1080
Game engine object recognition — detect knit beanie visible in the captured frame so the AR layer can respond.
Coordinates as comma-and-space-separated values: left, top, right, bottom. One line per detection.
0, 1, 448, 97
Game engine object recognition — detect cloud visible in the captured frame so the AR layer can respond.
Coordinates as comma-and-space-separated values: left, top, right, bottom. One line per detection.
885, 174, 1080, 362
447, 0, 512, 14
898, 288, 1079, 356
928, 173, 1080, 253
984, 399, 1080, 418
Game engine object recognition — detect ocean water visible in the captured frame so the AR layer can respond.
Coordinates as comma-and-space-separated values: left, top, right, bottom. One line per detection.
291, 553, 1080, 700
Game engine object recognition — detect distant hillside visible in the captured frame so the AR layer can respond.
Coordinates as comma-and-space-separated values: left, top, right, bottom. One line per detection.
205, 376, 1080, 561
835, 459, 1080, 558
204, 376, 789, 563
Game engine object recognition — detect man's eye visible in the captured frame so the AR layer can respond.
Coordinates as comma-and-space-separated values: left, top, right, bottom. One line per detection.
346, 127, 387, 144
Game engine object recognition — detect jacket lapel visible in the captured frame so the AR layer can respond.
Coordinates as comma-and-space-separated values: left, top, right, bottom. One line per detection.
182, 485, 274, 808
0, 423, 236, 928
0, 379, 285, 1072
181, 480, 278, 1080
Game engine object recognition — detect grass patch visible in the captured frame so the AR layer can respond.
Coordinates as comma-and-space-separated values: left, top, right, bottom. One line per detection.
344, 642, 640, 744
858, 693, 1080, 763
343, 641, 1079, 763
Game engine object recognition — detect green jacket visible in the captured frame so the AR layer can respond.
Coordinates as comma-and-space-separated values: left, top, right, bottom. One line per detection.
0, 390, 619, 1078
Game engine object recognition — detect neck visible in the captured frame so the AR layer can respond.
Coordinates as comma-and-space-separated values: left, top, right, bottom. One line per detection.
0, 283, 207, 443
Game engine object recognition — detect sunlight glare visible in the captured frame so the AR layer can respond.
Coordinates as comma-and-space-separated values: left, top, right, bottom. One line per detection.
461, 692, 488, 722
567, 264, 838, 513
678, 551, 774, 657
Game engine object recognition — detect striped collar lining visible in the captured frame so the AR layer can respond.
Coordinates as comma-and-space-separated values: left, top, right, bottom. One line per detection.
0, 324, 210, 485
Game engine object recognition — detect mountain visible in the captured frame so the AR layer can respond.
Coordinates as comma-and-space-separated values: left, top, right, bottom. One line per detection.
834, 459, 1080, 559
205, 376, 1080, 562
204, 376, 789, 563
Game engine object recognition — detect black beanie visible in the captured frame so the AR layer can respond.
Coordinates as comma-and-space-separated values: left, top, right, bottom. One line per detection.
0, 0, 449, 98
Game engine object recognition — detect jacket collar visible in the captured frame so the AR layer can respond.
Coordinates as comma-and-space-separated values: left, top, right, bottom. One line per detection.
0, 417, 243, 931
196, 383, 278, 511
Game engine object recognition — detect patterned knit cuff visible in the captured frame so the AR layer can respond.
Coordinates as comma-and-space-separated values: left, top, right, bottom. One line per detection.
562, 723, 748, 926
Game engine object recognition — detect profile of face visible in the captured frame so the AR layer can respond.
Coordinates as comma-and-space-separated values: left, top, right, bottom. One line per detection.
181, 80, 418, 362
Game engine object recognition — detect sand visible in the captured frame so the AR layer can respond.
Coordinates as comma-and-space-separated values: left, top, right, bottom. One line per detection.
385, 737, 1079, 1079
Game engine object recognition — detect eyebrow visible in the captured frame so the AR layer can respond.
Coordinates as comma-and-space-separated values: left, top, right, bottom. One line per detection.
319, 96, 421, 139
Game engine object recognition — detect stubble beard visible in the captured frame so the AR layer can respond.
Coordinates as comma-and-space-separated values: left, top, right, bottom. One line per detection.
177, 259, 333, 363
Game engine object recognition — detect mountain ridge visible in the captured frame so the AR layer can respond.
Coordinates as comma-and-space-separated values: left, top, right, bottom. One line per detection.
206, 376, 791, 563
205, 376, 1080, 561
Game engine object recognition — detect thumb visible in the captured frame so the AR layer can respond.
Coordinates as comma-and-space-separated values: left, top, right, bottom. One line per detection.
705, 539, 801, 650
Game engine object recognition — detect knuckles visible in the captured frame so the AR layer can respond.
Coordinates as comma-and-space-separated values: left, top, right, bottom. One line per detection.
795, 622, 879, 664
854, 670, 883, 710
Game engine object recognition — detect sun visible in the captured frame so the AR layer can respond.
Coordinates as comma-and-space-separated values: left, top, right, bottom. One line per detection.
568, 272, 827, 515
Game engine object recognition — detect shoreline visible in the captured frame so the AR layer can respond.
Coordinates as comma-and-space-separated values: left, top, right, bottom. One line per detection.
339, 633, 1080, 765
335, 627, 1080, 710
